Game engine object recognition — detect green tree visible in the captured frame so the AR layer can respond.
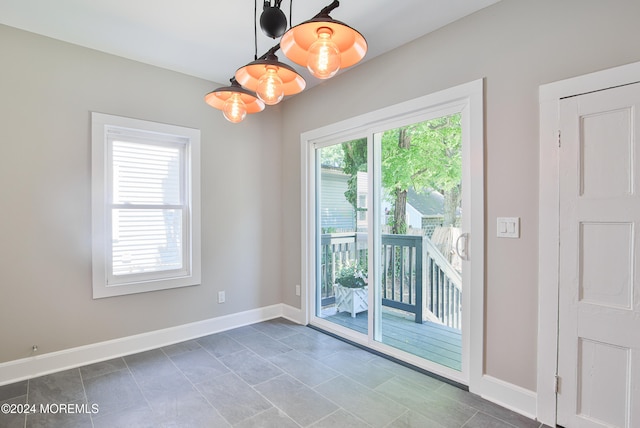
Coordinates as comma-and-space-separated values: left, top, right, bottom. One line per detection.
319, 144, 344, 168
341, 138, 367, 223
381, 114, 462, 233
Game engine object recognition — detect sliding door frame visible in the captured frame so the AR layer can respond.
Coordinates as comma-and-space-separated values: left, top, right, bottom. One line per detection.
300, 79, 484, 388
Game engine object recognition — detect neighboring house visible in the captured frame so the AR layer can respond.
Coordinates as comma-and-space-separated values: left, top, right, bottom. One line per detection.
408, 188, 462, 235
321, 169, 449, 234
380, 187, 454, 233
407, 187, 446, 216
320, 167, 355, 232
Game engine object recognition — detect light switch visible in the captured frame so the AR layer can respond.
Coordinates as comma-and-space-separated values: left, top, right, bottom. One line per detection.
497, 217, 520, 238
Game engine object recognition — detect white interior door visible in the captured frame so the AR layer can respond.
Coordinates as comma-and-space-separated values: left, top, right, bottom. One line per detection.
558, 83, 640, 427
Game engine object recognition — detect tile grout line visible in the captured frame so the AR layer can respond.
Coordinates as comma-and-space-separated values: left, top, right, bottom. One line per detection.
383, 409, 417, 428
22, 379, 29, 428
485, 409, 531, 428
240, 366, 305, 426
161, 340, 247, 427
433, 385, 537, 428
323, 407, 376, 428
77, 368, 95, 428
120, 354, 156, 420
459, 410, 479, 428
303, 376, 367, 427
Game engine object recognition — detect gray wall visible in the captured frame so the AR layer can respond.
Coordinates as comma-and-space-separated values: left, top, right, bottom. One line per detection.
0, 24, 283, 364
280, 0, 640, 391
2, 0, 640, 397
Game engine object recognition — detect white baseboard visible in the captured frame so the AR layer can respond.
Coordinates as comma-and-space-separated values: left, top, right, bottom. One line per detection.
0, 304, 540, 422
0, 303, 302, 387
281, 303, 304, 324
477, 374, 538, 420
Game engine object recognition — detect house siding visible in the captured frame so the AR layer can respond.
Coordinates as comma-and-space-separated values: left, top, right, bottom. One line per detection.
320, 169, 356, 232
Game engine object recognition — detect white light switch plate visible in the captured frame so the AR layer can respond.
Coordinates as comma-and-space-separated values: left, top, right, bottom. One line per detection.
497, 217, 520, 238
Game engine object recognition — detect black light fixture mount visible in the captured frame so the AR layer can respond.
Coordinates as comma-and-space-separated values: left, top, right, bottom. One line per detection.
260, 0, 287, 39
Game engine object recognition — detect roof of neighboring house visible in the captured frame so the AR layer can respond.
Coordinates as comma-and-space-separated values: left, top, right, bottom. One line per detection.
407, 188, 445, 216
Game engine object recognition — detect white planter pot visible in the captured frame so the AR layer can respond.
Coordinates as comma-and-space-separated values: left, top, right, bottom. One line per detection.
333, 284, 368, 317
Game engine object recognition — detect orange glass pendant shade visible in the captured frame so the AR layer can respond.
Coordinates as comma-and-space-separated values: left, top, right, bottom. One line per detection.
204, 79, 265, 123
280, 15, 367, 78
235, 53, 305, 105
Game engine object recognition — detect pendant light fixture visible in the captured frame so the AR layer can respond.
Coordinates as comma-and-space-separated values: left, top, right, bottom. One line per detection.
280, 0, 367, 79
204, 79, 265, 123
204, 0, 366, 122
235, 47, 305, 106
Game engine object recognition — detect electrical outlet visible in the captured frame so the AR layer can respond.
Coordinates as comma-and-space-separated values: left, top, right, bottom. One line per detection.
218, 291, 226, 303
295, 284, 301, 296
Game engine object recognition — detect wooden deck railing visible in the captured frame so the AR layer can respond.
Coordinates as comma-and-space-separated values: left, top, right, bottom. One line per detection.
424, 238, 462, 330
320, 233, 462, 329
319, 233, 368, 306
380, 234, 423, 324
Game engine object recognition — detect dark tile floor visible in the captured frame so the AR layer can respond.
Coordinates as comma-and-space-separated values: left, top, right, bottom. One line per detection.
0, 318, 546, 427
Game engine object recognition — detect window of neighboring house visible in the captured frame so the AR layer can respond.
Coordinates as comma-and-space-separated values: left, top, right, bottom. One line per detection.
91, 112, 201, 298
357, 193, 368, 222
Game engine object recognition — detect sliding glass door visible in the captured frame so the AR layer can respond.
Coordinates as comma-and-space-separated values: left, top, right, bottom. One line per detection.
374, 114, 463, 372
314, 138, 369, 336
305, 80, 483, 385
312, 114, 464, 373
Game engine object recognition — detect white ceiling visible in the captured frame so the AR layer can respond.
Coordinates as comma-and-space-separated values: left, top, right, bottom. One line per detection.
0, 0, 499, 87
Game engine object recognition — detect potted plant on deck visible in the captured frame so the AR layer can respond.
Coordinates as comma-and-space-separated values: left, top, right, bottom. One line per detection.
333, 262, 368, 317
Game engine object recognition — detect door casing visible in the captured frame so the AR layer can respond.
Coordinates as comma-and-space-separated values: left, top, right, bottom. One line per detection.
538, 60, 640, 427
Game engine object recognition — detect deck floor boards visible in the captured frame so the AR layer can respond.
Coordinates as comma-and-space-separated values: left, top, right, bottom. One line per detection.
324, 309, 462, 371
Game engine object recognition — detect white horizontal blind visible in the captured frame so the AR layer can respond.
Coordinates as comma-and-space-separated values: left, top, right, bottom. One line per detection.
107, 133, 189, 284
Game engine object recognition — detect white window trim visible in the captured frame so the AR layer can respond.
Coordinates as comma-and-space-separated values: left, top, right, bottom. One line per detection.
91, 112, 201, 298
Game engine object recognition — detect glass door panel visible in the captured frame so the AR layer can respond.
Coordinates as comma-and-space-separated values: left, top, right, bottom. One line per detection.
315, 138, 369, 335
375, 114, 463, 371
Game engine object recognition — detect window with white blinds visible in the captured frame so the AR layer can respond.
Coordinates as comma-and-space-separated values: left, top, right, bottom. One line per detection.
92, 113, 201, 298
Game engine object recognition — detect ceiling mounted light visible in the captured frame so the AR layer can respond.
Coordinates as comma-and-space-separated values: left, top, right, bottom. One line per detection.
204, 79, 265, 123
235, 50, 305, 105
260, 0, 287, 39
280, 0, 367, 79
204, 0, 366, 123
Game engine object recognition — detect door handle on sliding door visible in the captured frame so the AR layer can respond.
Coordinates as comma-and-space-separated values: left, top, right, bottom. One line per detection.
455, 233, 470, 261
